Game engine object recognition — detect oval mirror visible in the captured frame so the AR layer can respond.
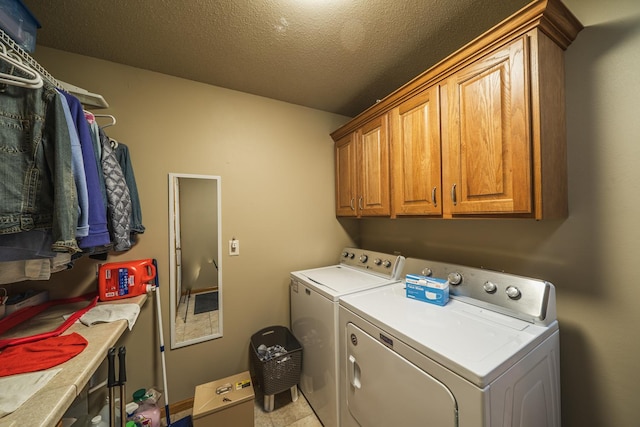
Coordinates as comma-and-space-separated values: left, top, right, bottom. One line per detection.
168, 173, 222, 348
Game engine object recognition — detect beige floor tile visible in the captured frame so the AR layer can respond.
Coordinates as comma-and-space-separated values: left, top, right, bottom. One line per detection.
162, 386, 321, 427
288, 414, 324, 427
255, 387, 316, 426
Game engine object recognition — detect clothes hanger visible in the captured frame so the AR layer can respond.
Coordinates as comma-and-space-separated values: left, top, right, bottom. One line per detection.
93, 114, 118, 148
0, 43, 43, 89
94, 114, 116, 128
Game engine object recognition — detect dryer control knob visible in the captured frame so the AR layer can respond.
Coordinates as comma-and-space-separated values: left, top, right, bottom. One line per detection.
382, 260, 392, 268
373, 258, 382, 266
421, 268, 433, 277
483, 281, 497, 294
359, 255, 368, 263
506, 286, 521, 300
448, 272, 462, 285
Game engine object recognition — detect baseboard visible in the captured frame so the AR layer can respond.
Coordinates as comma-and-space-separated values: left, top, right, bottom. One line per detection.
160, 397, 194, 419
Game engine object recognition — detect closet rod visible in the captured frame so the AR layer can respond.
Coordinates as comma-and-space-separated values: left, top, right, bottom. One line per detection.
0, 28, 109, 108
0, 27, 62, 90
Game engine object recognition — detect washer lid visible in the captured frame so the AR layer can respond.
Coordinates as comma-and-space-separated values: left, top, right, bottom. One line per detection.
339, 282, 558, 388
291, 265, 395, 300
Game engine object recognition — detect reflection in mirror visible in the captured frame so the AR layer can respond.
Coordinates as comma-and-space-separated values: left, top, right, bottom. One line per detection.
169, 173, 222, 349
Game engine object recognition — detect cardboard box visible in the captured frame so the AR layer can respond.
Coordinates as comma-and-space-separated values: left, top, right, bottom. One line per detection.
193, 371, 254, 427
405, 275, 449, 306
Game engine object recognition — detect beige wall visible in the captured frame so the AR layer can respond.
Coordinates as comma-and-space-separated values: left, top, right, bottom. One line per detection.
357, 1, 640, 426
22, 0, 640, 424
30, 46, 355, 405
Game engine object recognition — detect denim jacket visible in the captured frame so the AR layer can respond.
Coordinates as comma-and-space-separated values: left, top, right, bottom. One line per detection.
0, 73, 80, 254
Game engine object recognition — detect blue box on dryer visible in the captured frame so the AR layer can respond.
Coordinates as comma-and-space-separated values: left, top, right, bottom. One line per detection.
405, 274, 449, 306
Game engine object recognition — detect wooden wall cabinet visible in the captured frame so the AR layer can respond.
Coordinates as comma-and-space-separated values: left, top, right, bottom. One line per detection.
441, 35, 532, 217
441, 30, 572, 219
390, 85, 442, 216
335, 132, 357, 216
335, 115, 391, 217
332, 0, 582, 220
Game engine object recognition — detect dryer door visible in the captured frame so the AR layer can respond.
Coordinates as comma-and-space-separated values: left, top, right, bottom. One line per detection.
345, 322, 458, 427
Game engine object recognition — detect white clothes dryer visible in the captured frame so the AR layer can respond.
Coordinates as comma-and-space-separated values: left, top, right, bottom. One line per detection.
290, 248, 405, 427
339, 258, 561, 427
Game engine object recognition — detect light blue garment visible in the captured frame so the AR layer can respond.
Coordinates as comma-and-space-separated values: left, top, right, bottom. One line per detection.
58, 90, 89, 238
59, 92, 111, 250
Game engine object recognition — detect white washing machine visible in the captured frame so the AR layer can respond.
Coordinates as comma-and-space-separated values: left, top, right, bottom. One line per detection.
290, 247, 405, 427
339, 258, 561, 427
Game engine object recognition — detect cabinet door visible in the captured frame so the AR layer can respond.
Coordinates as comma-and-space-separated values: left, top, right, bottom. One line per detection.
357, 116, 391, 216
443, 36, 532, 216
391, 86, 442, 216
335, 133, 357, 217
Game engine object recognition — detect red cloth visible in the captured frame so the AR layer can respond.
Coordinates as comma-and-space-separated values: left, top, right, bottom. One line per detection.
0, 294, 97, 350
0, 332, 88, 377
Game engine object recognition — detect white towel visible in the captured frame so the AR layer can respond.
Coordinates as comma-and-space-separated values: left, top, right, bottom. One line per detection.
0, 368, 61, 418
79, 303, 140, 331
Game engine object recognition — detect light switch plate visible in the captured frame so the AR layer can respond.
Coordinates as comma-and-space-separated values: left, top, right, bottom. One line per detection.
229, 239, 239, 256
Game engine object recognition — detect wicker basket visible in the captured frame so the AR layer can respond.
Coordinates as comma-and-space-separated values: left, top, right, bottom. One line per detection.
249, 325, 302, 396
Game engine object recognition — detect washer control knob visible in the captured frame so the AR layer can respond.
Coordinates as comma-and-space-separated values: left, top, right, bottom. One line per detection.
483, 281, 497, 294
421, 268, 433, 277
373, 258, 382, 266
359, 254, 368, 263
382, 260, 392, 268
342, 251, 349, 258
448, 272, 462, 285
506, 286, 521, 300
349, 252, 355, 259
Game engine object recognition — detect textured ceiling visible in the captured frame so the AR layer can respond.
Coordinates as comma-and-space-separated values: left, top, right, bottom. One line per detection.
23, 0, 530, 117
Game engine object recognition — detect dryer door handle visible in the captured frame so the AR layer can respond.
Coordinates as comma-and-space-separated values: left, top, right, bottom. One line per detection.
349, 355, 361, 389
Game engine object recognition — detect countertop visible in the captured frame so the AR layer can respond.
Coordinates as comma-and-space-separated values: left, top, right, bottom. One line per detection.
0, 294, 147, 427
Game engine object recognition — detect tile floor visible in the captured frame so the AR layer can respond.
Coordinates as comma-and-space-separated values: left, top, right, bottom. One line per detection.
253, 388, 322, 427
164, 387, 322, 427
174, 291, 219, 343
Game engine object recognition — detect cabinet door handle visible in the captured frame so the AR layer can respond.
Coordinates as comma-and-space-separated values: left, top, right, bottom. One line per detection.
350, 198, 355, 211
431, 187, 437, 207
451, 184, 457, 206
358, 196, 363, 210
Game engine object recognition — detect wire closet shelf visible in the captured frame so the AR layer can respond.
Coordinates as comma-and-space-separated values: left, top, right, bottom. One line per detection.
0, 27, 63, 90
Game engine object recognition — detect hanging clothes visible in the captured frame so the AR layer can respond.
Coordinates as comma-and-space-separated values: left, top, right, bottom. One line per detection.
0, 33, 145, 278
0, 63, 80, 254
57, 90, 90, 239
99, 127, 132, 252
58, 91, 111, 251
0, 230, 56, 261
0, 253, 72, 285
114, 142, 146, 238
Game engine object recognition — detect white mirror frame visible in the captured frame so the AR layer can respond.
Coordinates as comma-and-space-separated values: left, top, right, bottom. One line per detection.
168, 173, 223, 349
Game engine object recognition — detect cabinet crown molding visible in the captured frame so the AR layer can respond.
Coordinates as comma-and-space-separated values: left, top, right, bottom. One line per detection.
330, 0, 582, 141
